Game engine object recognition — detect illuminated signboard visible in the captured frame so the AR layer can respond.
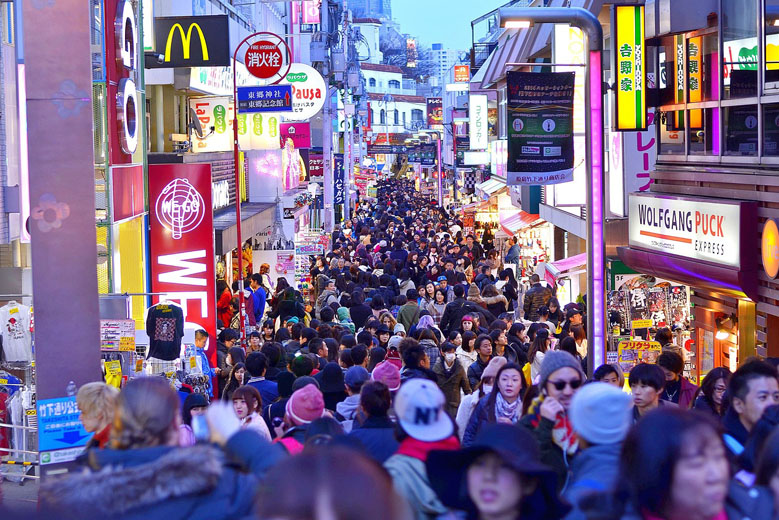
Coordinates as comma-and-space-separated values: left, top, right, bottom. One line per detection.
469, 94, 488, 150
614, 5, 646, 131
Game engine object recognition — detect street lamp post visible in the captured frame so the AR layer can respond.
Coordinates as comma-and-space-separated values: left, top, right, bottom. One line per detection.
381, 93, 394, 175
499, 7, 605, 375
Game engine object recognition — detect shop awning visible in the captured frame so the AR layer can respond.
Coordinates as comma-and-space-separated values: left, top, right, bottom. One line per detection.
462, 199, 491, 212
543, 253, 587, 286
213, 202, 275, 256
475, 177, 506, 199
499, 211, 543, 236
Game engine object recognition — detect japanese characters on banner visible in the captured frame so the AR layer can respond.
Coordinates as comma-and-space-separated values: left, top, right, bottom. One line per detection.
280, 122, 311, 148
427, 98, 443, 128
238, 112, 283, 150
276, 63, 327, 121
609, 110, 657, 216
506, 71, 575, 185
628, 193, 744, 268
148, 164, 217, 369
237, 85, 293, 113
614, 5, 646, 131
190, 97, 232, 152
454, 65, 470, 83
688, 36, 703, 128
334, 153, 345, 204
308, 152, 324, 178
469, 94, 488, 150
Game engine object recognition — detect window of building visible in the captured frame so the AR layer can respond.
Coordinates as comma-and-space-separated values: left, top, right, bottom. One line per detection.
394, 109, 399, 124
403, 112, 407, 125
411, 109, 424, 121
380, 109, 386, 124
723, 0, 757, 98
369, 78, 377, 87
388, 80, 401, 89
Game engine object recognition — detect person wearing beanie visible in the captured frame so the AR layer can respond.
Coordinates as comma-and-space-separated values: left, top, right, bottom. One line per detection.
455, 356, 507, 441
564, 382, 633, 520
275, 384, 325, 455
372, 361, 402, 392
519, 350, 586, 492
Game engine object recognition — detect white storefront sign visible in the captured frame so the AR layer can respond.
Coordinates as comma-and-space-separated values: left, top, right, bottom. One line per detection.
469, 94, 488, 150
628, 193, 742, 268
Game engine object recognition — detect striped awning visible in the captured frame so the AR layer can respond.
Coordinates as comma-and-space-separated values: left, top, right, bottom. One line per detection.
499, 211, 543, 236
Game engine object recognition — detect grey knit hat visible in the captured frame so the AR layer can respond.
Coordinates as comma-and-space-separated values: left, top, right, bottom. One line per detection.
538, 350, 586, 388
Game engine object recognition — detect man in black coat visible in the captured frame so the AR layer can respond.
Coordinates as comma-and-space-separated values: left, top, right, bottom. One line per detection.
439, 284, 497, 335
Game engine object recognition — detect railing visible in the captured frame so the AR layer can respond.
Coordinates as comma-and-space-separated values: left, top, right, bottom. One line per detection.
471, 42, 499, 72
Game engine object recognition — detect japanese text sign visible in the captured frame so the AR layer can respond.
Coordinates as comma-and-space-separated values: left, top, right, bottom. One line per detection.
38, 396, 92, 452
237, 86, 293, 113
614, 5, 646, 131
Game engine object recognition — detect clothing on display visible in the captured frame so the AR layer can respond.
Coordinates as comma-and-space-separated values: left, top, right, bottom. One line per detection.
0, 302, 33, 363
145, 302, 185, 361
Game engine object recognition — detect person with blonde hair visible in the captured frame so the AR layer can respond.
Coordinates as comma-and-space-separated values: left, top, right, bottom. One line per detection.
77, 382, 119, 449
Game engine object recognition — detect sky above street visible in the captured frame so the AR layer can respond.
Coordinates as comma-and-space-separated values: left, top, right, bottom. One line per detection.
392, 0, 505, 51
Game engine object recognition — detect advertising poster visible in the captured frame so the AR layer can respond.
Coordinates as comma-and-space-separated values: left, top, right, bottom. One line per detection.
280, 122, 311, 149
281, 138, 306, 191
454, 65, 470, 83
334, 153, 345, 204
469, 94, 488, 150
427, 97, 443, 128
237, 112, 283, 150
617, 340, 662, 374
190, 97, 232, 152
420, 143, 436, 166
614, 5, 647, 131
308, 152, 324, 178
506, 71, 575, 185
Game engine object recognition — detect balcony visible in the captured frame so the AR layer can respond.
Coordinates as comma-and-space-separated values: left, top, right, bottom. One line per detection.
471, 42, 498, 73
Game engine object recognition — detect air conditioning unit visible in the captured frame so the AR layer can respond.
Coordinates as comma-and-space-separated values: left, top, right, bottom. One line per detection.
310, 41, 327, 63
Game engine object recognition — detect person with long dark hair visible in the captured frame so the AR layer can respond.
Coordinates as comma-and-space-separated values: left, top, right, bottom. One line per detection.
693, 366, 731, 417
528, 329, 550, 381
221, 362, 246, 402
463, 362, 526, 446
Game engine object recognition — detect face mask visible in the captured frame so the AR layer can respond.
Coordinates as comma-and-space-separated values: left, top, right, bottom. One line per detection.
445, 353, 456, 364
483, 384, 494, 394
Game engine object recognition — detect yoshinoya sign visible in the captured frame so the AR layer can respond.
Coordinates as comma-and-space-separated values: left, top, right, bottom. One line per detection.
628, 193, 752, 269
506, 71, 575, 186
149, 15, 230, 68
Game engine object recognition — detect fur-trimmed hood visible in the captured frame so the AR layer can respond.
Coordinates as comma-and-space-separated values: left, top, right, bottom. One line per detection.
483, 294, 508, 306
41, 445, 223, 516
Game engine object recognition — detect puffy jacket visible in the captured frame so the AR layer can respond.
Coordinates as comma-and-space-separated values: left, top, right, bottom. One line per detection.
348, 416, 399, 463
563, 443, 622, 520
315, 289, 339, 319
462, 394, 493, 447
523, 283, 553, 321
467, 356, 490, 389
39, 430, 285, 520
484, 294, 508, 317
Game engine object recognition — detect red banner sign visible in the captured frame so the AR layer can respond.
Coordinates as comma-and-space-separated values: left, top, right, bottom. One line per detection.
148, 164, 217, 371
308, 152, 324, 177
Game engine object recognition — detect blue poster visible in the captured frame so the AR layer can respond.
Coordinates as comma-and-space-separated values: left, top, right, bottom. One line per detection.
334, 153, 345, 204
37, 396, 92, 452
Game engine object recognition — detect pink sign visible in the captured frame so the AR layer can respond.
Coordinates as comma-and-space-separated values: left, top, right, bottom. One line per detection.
280, 122, 311, 149
302, 1, 320, 24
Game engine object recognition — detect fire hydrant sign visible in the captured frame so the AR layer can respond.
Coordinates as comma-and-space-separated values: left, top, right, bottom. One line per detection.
237, 86, 293, 113
37, 396, 92, 453
246, 40, 287, 79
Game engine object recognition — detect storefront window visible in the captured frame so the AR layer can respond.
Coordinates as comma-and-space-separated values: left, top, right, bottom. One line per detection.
724, 105, 759, 155
763, 103, 779, 155
765, 0, 779, 89
688, 108, 719, 155
658, 109, 686, 155
723, 0, 757, 98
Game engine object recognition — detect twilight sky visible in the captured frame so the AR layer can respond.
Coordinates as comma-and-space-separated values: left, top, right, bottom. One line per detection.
391, 0, 505, 51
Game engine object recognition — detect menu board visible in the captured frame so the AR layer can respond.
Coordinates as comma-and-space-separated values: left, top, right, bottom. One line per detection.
100, 319, 136, 352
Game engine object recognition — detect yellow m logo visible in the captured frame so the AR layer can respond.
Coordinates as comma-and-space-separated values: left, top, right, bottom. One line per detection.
164, 23, 209, 62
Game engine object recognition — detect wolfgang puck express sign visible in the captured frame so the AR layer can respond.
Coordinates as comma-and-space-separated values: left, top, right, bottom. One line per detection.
628, 193, 747, 268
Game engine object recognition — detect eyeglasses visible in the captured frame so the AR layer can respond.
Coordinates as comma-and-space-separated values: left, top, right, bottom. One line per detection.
547, 379, 582, 391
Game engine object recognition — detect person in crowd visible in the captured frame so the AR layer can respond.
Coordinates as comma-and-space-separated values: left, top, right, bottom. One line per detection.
178, 393, 209, 447
216, 279, 232, 327
336, 366, 370, 432
255, 446, 410, 520
418, 328, 441, 368
463, 362, 525, 446
736, 405, 779, 486
274, 383, 326, 455
565, 382, 633, 520
523, 274, 553, 321
457, 330, 478, 370
245, 351, 279, 407
215, 328, 239, 396
528, 328, 551, 382
693, 366, 731, 417
723, 360, 779, 455
316, 361, 349, 411
260, 319, 275, 344
481, 283, 508, 318
570, 324, 587, 360
40, 378, 284, 519
657, 351, 698, 409
467, 334, 494, 389
221, 362, 246, 402
401, 344, 436, 383
428, 424, 569, 520
264, 371, 297, 436
315, 278, 340, 319
755, 428, 779, 514
248, 273, 267, 324
433, 341, 471, 419
347, 381, 400, 463
519, 351, 585, 492
384, 379, 460, 520
193, 329, 215, 395
629, 362, 673, 421
582, 408, 774, 520
592, 363, 624, 388
232, 385, 271, 441
271, 287, 306, 324
557, 307, 583, 340
398, 289, 421, 332
504, 236, 521, 265
77, 382, 119, 449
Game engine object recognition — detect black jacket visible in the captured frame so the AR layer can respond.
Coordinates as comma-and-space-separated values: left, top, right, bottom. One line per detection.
271, 299, 306, 323
439, 298, 496, 335
467, 356, 490, 389
349, 303, 373, 330
348, 416, 399, 463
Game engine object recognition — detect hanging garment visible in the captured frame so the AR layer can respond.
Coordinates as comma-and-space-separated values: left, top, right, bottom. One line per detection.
0, 302, 32, 362
145, 303, 185, 361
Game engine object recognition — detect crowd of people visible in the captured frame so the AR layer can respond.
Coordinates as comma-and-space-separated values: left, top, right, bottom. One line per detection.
33, 179, 779, 520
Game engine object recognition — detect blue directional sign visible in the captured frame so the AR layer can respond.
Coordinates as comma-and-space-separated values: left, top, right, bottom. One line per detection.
237, 85, 293, 113
37, 396, 92, 452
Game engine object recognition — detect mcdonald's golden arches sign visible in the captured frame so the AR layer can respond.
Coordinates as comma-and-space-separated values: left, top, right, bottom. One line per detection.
149, 15, 230, 68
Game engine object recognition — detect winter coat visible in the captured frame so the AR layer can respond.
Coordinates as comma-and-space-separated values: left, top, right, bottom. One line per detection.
462, 394, 492, 447
455, 390, 485, 441
348, 415, 399, 464
39, 430, 285, 520
385, 449, 450, 520
563, 443, 622, 520
484, 294, 508, 317
315, 289, 339, 319
419, 338, 441, 368
216, 341, 229, 396
523, 283, 553, 321
678, 377, 698, 410
425, 301, 447, 325
399, 278, 416, 296
455, 346, 478, 373
397, 302, 421, 333
349, 303, 373, 330
519, 411, 577, 493
401, 367, 437, 384
439, 298, 496, 335
335, 394, 362, 432
432, 358, 471, 418
467, 356, 490, 389
271, 299, 306, 323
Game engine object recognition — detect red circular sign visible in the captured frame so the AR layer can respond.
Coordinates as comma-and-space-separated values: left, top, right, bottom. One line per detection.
245, 40, 285, 79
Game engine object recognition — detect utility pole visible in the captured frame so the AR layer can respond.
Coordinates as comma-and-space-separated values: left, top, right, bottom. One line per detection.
322, 0, 335, 232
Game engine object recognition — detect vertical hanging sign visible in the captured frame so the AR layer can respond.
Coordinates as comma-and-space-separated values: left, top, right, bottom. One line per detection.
333, 153, 345, 204
469, 94, 488, 150
688, 36, 703, 128
614, 5, 646, 131
674, 34, 686, 128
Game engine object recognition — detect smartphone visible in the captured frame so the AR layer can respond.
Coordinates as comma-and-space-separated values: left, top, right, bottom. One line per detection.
191, 414, 210, 443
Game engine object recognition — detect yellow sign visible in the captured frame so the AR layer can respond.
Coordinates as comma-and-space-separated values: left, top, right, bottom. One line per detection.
617, 340, 662, 373
688, 36, 703, 128
105, 360, 123, 388
165, 23, 209, 62
763, 219, 779, 278
631, 319, 654, 329
614, 5, 646, 130
134, 359, 144, 373
119, 337, 135, 352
